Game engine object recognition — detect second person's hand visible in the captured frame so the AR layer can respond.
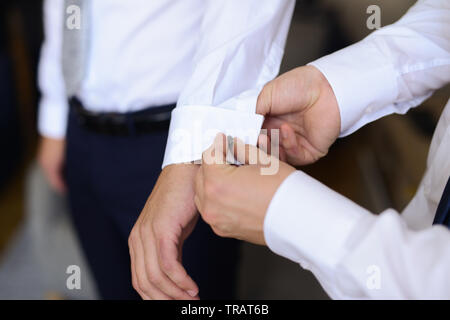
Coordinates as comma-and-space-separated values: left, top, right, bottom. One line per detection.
194, 134, 295, 245
256, 65, 341, 166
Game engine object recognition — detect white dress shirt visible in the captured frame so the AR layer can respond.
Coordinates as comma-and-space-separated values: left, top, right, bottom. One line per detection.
38, 0, 295, 168
264, 0, 450, 299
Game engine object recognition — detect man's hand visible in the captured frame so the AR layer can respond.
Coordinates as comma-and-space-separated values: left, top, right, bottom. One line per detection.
257, 65, 341, 166
194, 134, 295, 245
38, 136, 67, 194
128, 164, 200, 300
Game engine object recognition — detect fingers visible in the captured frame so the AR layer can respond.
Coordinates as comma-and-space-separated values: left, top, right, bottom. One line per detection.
201, 133, 274, 167
263, 121, 314, 166
46, 166, 67, 194
140, 224, 198, 300
196, 135, 225, 219
202, 133, 227, 166
39, 153, 67, 194
196, 133, 233, 221
129, 236, 153, 299
258, 133, 271, 154
155, 235, 199, 298
256, 81, 274, 116
38, 137, 67, 194
259, 126, 288, 162
279, 123, 315, 166
280, 123, 298, 150
129, 222, 198, 300
232, 137, 272, 166
129, 229, 170, 300
128, 165, 201, 300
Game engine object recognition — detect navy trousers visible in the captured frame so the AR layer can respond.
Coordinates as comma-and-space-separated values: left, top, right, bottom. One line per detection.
65, 108, 239, 300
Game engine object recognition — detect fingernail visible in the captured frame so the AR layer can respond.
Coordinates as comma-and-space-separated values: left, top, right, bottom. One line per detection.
188, 290, 198, 297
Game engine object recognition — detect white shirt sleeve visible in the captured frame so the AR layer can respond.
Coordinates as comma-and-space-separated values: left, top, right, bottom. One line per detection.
38, 0, 69, 139
264, 0, 450, 299
162, 0, 295, 168
309, 0, 450, 137
265, 171, 450, 299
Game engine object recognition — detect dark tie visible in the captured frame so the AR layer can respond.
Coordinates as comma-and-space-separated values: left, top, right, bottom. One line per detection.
432, 176, 450, 228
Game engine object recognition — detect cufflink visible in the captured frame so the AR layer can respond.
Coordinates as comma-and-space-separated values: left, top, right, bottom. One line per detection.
226, 135, 236, 165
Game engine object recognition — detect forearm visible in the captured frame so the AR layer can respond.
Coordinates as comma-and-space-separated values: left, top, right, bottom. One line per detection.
309, 0, 450, 136
265, 171, 450, 299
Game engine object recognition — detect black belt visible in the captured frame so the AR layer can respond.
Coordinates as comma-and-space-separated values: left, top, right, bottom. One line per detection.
69, 97, 175, 136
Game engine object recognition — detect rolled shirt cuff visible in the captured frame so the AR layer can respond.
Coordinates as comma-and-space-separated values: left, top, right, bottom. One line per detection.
162, 105, 264, 168
264, 171, 371, 272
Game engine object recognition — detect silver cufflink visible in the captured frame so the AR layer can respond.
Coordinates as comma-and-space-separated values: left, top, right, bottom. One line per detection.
226, 135, 236, 164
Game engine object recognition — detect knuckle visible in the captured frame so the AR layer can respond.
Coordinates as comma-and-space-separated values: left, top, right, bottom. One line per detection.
212, 226, 226, 238
138, 222, 150, 237
211, 217, 234, 238
160, 257, 174, 274
173, 291, 185, 300
201, 204, 216, 225
152, 221, 165, 238
132, 278, 140, 292
136, 279, 148, 295
128, 229, 137, 245
147, 272, 161, 286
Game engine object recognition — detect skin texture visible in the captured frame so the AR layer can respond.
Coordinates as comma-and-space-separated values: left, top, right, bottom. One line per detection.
257, 65, 341, 166
40, 137, 200, 300
128, 163, 200, 300
194, 66, 341, 247
195, 134, 295, 245
37, 65, 340, 300
38, 137, 67, 194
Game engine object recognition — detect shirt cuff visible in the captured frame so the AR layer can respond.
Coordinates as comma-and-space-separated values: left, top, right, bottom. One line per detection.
38, 96, 69, 139
308, 40, 398, 137
162, 105, 265, 168
264, 171, 370, 272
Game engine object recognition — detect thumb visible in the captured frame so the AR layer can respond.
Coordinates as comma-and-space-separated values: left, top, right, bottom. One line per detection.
202, 133, 227, 166
233, 137, 272, 166
256, 81, 274, 116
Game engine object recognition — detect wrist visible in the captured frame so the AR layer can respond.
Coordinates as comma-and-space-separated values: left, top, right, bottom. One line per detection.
310, 65, 338, 106
162, 163, 199, 176
161, 163, 200, 213
309, 65, 341, 139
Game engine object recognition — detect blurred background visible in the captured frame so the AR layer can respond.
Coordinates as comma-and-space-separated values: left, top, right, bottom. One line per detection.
0, 0, 448, 299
